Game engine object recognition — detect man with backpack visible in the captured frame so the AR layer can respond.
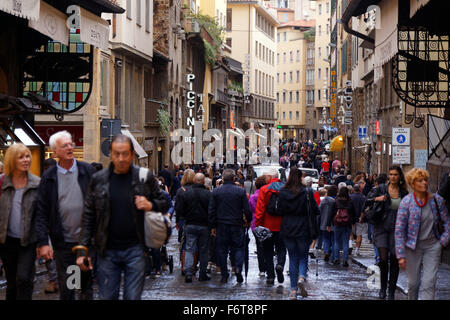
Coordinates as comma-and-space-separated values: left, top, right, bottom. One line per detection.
254, 168, 286, 285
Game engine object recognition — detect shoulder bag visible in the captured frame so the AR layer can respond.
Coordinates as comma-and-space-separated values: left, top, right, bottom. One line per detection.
139, 167, 172, 248
306, 188, 319, 239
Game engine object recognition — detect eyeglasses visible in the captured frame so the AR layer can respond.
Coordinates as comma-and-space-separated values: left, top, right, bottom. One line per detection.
61, 142, 75, 149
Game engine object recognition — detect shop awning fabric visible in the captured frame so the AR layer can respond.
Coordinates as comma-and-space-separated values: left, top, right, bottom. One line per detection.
121, 129, 148, 160
0, 0, 40, 21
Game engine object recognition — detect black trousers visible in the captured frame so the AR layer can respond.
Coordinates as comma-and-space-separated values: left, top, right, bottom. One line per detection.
262, 232, 286, 280
0, 237, 36, 300
53, 242, 93, 300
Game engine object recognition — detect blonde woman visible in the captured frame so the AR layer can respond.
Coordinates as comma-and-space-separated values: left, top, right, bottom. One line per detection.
174, 169, 196, 275
0, 143, 40, 300
395, 168, 449, 300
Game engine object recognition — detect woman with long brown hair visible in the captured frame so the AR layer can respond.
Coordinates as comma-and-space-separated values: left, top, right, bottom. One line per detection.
366, 165, 408, 300
276, 168, 320, 299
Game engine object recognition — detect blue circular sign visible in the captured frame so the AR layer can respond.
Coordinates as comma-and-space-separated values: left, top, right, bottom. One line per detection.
397, 134, 406, 144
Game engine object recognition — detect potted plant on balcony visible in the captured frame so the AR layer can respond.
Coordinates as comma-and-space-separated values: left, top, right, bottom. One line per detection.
156, 105, 171, 136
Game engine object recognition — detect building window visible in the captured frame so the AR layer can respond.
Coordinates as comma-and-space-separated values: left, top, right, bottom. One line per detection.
145, 0, 150, 32
283, 32, 286, 41
127, 0, 132, 19
296, 70, 300, 82
283, 52, 286, 63
318, 68, 321, 80
283, 111, 286, 120
326, 67, 329, 80
326, 24, 330, 35
277, 92, 279, 102
318, 89, 321, 101
296, 91, 299, 103
277, 53, 280, 64
283, 92, 286, 103
277, 33, 280, 43
318, 47, 321, 58
318, 25, 321, 36
283, 13, 289, 22
326, 2, 330, 13
283, 72, 286, 83
277, 73, 280, 83
226, 8, 232, 31
319, 4, 322, 15
289, 91, 292, 103
136, 0, 141, 26
289, 111, 292, 119
289, 71, 293, 83
226, 38, 232, 47
290, 51, 293, 63
296, 111, 299, 120
100, 58, 109, 107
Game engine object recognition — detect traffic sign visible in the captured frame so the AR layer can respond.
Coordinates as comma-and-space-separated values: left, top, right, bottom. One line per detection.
392, 146, 411, 164
392, 128, 410, 146
358, 126, 368, 140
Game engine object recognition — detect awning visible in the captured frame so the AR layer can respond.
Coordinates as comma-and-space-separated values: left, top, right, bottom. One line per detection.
410, 0, 430, 18
0, 0, 40, 21
121, 129, 148, 160
78, 6, 110, 50
374, 0, 398, 82
28, 1, 69, 45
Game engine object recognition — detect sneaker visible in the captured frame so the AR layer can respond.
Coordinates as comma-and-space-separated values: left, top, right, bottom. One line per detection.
275, 265, 284, 283
309, 251, 316, 259
332, 260, 340, 265
343, 261, 349, 267
185, 275, 192, 283
354, 248, 360, 256
289, 290, 298, 300
216, 266, 221, 275
236, 273, 244, 284
324, 254, 330, 262
266, 278, 275, 285
348, 248, 353, 256
259, 272, 266, 277
297, 278, 308, 298
44, 280, 58, 294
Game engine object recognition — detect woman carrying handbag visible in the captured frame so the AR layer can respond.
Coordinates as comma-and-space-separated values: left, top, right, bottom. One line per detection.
366, 166, 408, 300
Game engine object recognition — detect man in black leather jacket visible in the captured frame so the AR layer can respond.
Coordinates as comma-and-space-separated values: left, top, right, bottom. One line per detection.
75, 135, 168, 300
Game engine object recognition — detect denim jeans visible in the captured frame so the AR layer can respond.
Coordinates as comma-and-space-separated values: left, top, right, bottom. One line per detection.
262, 231, 286, 280
368, 223, 374, 241
0, 237, 36, 300
97, 244, 146, 300
316, 231, 323, 250
283, 237, 311, 290
321, 230, 334, 255
184, 224, 210, 277
332, 226, 352, 262
215, 224, 245, 277
54, 242, 93, 300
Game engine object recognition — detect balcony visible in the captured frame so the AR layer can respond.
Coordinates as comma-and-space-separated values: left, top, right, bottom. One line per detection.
145, 99, 166, 126
215, 89, 229, 105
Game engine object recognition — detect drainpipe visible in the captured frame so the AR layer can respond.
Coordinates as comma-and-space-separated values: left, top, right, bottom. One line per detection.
339, 0, 375, 49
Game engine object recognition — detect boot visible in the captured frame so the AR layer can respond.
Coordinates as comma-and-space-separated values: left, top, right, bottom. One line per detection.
378, 260, 388, 300
388, 288, 395, 300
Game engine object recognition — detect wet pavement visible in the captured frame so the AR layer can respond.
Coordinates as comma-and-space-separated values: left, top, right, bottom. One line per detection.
1, 227, 410, 300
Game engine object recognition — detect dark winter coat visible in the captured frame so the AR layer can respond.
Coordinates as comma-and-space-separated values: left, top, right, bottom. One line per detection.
78, 164, 169, 257
319, 196, 335, 231
176, 184, 211, 227
34, 161, 95, 249
276, 187, 320, 239
331, 198, 357, 227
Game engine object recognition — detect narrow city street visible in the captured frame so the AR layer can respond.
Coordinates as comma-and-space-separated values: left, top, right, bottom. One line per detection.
0, 228, 407, 300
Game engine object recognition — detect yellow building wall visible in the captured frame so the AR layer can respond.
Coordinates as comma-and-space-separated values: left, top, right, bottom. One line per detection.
275, 26, 307, 127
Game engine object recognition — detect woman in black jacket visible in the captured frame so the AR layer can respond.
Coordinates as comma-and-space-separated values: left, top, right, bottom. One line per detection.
276, 168, 320, 300
331, 186, 356, 267
366, 166, 408, 300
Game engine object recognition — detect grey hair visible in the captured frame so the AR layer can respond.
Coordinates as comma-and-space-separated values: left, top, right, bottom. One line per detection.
264, 167, 279, 178
194, 173, 205, 185
338, 182, 347, 190
49, 131, 72, 151
223, 169, 236, 182
303, 176, 313, 186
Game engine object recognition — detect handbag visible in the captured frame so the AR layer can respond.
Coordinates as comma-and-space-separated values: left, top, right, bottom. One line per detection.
306, 188, 319, 240
366, 184, 388, 225
139, 167, 172, 249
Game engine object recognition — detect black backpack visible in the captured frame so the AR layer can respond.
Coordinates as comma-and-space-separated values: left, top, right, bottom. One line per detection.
266, 182, 285, 216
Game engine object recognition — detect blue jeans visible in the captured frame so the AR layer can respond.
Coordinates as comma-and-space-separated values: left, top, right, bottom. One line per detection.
97, 244, 146, 300
184, 224, 210, 277
316, 231, 323, 250
215, 224, 245, 277
368, 223, 374, 241
333, 226, 352, 262
284, 237, 311, 290
321, 230, 334, 255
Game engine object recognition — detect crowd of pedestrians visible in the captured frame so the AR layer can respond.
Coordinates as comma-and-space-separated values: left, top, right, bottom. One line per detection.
0, 134, 448, 300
